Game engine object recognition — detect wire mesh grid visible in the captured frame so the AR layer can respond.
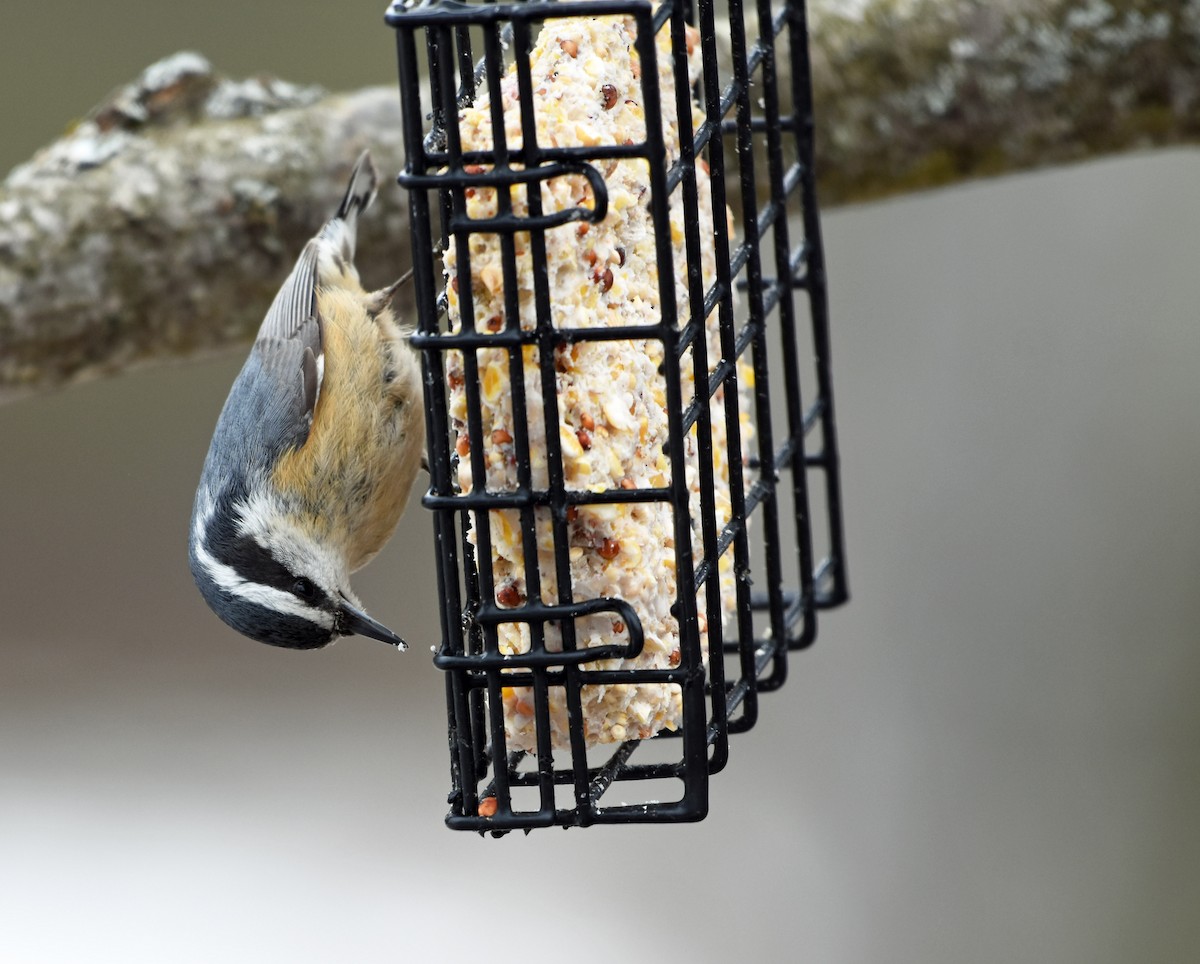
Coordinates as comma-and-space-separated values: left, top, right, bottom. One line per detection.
386, 0, 846, 831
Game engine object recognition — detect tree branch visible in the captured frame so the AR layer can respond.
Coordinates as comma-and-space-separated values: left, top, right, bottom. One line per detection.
3, 0, 1197, 402
0, 54, 410, 403
810, 0, 1200, 204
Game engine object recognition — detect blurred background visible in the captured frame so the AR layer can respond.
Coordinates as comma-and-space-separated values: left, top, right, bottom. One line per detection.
2, 2, 1199, 962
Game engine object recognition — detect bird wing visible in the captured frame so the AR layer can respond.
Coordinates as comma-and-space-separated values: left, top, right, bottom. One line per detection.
245, 239, 324, 458
205, 154, 380, 480
247, 152, 377, 454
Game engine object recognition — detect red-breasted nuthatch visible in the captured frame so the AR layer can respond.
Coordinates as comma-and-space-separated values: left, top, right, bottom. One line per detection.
188, 151, 423, 650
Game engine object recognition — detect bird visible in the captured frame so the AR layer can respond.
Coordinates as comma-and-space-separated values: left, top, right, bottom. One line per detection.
188, 150, 424, 651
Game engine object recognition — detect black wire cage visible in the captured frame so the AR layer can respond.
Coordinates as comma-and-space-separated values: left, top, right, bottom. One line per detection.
386, 0, 847, 831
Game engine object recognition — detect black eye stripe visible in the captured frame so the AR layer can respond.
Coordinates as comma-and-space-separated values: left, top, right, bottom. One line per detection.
205, 502, 330, 607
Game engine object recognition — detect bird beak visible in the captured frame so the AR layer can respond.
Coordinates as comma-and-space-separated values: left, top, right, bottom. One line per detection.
338, 597, 408, 650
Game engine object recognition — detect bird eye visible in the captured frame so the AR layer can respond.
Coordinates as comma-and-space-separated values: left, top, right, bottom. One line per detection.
292, 578, 318, 601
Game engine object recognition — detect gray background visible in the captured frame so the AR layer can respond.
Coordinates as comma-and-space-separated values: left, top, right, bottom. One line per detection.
3, 2, 1199, 961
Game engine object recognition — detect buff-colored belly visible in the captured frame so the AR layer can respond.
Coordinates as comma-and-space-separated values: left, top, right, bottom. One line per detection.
273, 287, 424, 571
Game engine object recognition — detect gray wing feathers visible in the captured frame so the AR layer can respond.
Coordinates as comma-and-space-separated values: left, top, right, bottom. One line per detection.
234, 239, 324, 463
204, 152, 382, 485
259, 241, 320, 344
203, 351, 310, 486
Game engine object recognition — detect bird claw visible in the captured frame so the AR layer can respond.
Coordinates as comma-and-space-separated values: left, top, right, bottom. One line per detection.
365, 268, 414, 316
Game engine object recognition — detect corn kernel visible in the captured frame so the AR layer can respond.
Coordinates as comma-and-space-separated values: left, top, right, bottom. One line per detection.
482, 363, 504, 404
602, 397, 635, 431
559, 423, 584, 459
490, 510, 513, 545
582, 502, 619, 522
480, 263, 503, 295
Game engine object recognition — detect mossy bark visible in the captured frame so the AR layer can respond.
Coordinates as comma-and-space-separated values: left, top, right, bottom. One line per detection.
0, 54, 409, 403
810, 0, 1200, 204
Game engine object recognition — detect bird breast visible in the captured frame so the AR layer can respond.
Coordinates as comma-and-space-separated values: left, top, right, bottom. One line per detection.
272, 287, 424, 572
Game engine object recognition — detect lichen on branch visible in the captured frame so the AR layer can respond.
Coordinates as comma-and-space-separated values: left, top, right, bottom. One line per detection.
0, 53, 408, 402
810, 0, 1200, 203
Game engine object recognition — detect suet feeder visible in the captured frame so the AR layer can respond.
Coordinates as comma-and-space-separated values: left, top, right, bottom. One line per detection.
386, 0, 847, 832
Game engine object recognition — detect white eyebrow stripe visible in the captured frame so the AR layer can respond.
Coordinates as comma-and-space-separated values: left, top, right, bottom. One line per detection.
192, 499, 335, 630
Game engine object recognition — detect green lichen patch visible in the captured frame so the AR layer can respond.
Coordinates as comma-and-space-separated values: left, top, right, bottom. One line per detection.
811, 0, 1200, 204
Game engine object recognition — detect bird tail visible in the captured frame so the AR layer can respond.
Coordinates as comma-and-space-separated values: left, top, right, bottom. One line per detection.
319, 150, 378, 270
